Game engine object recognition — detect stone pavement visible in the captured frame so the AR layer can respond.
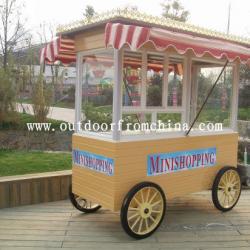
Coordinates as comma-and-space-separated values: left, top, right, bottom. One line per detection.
0, 190, 250, 250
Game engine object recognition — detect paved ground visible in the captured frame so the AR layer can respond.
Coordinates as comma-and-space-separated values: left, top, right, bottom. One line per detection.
0, 190, 250, 250
16, 103, 75, 123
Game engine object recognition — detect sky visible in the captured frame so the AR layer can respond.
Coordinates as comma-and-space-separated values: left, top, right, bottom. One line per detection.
23, 0, 250, 41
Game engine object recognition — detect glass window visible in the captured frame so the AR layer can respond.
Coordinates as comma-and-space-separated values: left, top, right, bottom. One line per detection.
156, 113, 182, 132
191, 61, 233, 130
146, 54, 164, 107
81, 50, 114, 134
123, 51, 142, 106
121, 113, 152, 135
167, 58, 183, 107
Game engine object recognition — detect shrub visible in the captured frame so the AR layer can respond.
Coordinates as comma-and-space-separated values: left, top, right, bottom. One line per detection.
32, 74, 52, 122
0, 68, 17, 123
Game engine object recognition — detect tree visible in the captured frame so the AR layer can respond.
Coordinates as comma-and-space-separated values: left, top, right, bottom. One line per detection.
83, 5, 95, 21
161, 0, 189, 22
0, 0, 27, 69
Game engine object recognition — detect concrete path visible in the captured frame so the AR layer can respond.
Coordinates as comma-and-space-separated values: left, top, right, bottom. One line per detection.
16, 103, 75, 123
0, 190, 250, 249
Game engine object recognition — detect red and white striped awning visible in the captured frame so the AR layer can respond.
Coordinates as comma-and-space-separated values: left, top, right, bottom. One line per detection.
105, 23, 250, 64
40, 36, 76, 65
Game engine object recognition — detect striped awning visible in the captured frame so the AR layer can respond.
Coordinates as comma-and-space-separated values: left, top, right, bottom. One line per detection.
40, 36, 76, 65
105, 23, 250, 64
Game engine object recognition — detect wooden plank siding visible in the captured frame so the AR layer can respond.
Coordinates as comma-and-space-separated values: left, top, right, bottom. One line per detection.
72, 133, 238, 211
0, 171, 72, 209
74, 27, 105, 52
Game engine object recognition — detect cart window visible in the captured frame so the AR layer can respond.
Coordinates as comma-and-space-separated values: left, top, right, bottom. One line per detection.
122, 113, 151, 134
81, 50, 114, 134
191, 62, 233, 130
146, 54, 164, 107
123, 51, 142, 107
167, 59, 183, 107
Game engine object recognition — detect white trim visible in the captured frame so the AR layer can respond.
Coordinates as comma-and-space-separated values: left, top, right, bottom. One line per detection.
184, 55, 192, 125
75, 53, 82, 133
122, 107, 184, 113
162, 54, 169, 108
190, 65, 199, 122
231, 61, 240, 131
191, 56, 234, 66
112, 49, 123, 141
182, 56, 188, 127
141, 51, 147, 108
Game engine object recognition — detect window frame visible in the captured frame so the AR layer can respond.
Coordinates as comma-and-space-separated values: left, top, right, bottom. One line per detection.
190, 57, 238, 131
74, 47, 239, 141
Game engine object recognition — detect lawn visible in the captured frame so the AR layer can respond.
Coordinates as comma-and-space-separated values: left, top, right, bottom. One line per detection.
0, 150, 72, 177
0, 112, 67, 131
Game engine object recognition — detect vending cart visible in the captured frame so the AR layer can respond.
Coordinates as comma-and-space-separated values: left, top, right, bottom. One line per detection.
41, 10, 250, 238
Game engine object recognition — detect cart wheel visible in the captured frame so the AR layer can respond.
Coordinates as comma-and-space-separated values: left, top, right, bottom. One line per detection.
212, 166, 241, 212
69, 185, 101, 213
120, 182, 166, 239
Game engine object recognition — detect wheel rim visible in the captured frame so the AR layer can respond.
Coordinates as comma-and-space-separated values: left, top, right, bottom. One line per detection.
217, 170, 241, 208
74, 195, 99, 209
127, 187, 164, 235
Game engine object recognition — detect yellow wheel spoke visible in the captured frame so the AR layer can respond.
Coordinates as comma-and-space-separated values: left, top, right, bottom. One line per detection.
131, 216, 141, 230
223, 193, 227, 207
138, 217, 143, 233
152, 210, 161, 213
128, 212, 139, 221
129, 207, 140, 211
218, 184, 225, 190
145, 218, 149, 231
140, 190, 144, 203
146, 188, 150, 203
149, 215, 156, 223
133, 196, 141, 206
149, 190, 158, 204
151, 199, 162, 207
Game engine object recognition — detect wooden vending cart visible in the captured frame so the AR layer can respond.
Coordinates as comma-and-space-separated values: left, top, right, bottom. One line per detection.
42, 10, 250, 238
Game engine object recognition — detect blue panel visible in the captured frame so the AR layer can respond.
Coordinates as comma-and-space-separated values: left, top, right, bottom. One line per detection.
147, 147, 216, 176
72, 149, 114, 176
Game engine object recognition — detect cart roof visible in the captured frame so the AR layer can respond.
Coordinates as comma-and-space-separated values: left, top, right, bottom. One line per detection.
57, 9, 250, 47
105, 22, 250, 64
43, 9, 250, 65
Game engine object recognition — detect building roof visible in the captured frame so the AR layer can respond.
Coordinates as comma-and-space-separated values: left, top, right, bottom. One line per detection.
57, 8, 250, 47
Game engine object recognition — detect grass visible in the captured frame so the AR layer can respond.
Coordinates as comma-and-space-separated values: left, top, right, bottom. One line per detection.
0, 149, 72, 177
0, 112, 67, 131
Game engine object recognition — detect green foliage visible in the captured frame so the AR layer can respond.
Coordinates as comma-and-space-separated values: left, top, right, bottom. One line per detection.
161, 0, 189, 22
67, 85, 75, 102
0, 112, 67, 131
147, 85, 162, 106
238, 108, 250, 121
0, 67, 17, 123
32, 74, 52, 122
147, 73, 163, 106
84, 5, 95, 21
157, 113, 181, 123
239, 65, 250, 109
84, 103, 112, 127
0, 149, 71, 177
